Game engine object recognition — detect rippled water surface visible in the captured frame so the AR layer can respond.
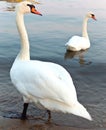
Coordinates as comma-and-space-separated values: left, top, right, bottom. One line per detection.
0, 0, 106, 129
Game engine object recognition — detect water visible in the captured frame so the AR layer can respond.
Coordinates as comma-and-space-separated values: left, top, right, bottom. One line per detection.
0, 0, 106, 128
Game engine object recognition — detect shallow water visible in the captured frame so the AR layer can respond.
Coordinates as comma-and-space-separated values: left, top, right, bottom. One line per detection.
0, 0, 106, 129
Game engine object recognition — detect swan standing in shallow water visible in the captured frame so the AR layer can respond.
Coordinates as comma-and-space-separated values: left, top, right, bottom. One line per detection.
10, 1, 92, 121
65, 12, 96, 51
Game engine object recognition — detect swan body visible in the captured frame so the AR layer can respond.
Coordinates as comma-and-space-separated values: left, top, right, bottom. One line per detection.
66, 36, 90, 51
10, 1, 92, 121
65, 12, 96, 51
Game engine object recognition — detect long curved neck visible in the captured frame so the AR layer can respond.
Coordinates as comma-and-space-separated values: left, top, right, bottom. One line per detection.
82, 16, 89, 40
16, 12, 30, 60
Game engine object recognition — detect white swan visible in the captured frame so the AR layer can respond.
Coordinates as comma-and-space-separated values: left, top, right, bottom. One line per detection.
65, 12, 96, 51
10, 1, 92, 121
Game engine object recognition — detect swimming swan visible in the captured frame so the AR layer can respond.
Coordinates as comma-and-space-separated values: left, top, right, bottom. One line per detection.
65, 12, 96, 51
10, 1, 92, 121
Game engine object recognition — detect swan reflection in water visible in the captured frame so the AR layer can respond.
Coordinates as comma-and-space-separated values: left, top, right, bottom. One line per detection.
64, 49, 92, 66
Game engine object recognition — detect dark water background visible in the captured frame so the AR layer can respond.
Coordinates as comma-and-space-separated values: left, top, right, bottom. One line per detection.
0, 0, 106, 128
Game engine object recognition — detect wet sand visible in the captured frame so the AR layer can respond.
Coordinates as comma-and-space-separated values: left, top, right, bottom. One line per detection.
0, 117, 106, 130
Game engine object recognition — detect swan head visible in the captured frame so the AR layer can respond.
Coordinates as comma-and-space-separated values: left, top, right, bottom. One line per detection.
86, 12, 96, 20
16, 1, 42, 15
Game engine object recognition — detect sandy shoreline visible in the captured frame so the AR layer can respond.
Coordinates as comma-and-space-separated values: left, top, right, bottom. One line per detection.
0, 117, 106, 130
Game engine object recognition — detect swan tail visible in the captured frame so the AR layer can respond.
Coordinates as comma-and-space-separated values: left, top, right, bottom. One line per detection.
70, 102, 92, 121
65, 42, 68, 46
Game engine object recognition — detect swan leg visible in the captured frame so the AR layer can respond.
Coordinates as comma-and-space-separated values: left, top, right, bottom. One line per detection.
21, 103, 29, 120
47, 110, 51, 122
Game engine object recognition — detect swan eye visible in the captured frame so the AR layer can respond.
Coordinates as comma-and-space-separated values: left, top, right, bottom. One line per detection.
90, 13, 96, 20
91, 14, 95, 17
27, 4, 35, 9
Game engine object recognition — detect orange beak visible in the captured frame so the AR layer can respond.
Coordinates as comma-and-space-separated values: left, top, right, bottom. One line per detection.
31, 7, 42, 16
